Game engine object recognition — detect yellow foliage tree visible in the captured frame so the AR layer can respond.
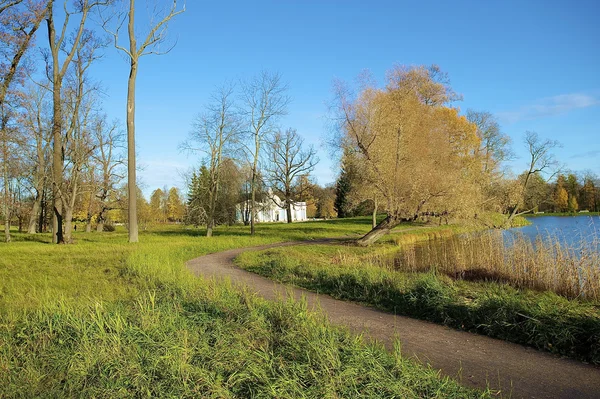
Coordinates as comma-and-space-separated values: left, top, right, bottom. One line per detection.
334, 65, 482, 245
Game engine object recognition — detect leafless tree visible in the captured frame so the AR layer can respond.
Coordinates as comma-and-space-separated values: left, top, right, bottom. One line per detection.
506, 131, 561, 225
91, 116, 124, 232
181, 84, 242, 237
45, 0, 110, 243
0, 0, 46, 242
101, 0, 184, 242
21, 85, 52, 233
240, 71, 289, 234
266, 128, 318, 223
466, 110, 512, 174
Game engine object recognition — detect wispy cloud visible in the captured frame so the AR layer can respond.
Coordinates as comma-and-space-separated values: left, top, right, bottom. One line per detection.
498, 93, 598, 124
570, 150, 600, 159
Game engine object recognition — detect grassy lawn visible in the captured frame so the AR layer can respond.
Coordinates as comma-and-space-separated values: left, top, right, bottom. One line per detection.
235, 229, 600, 364
0, 220, 490, 398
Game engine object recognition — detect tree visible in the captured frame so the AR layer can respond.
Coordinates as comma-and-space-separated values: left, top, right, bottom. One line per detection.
166, 187, 183, 222
45, 0, 110, 243
333, 65, 482, 245
466, 110, 511, 174
265, 128, 318, 223
181, 84, 241, 236
0, 0, 46, 242
91, 116, 124, 231
149, 187, 164, 223
60, 29, 105, 243
240, 71, 289, 234
580, 174, 597, 211
568, 195, 578, 213
334, 151, 353, 218
21, 85, 52, 234
102, 0, 184, 242
506, 131, 560, 224
553, 175, 568, 212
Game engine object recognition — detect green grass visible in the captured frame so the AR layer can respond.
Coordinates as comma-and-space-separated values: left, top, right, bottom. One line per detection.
235, 239, 600, 364
0, 220, 490, 398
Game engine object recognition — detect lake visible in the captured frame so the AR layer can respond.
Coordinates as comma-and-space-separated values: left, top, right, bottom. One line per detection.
508, 215, 599, 249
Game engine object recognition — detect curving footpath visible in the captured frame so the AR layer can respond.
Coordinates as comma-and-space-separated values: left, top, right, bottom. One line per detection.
186, 241, 600, 399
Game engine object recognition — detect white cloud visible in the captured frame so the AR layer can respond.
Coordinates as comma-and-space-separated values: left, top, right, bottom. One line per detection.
497, 93, 598, 124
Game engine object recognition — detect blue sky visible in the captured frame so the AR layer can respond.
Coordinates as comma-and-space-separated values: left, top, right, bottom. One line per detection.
78, 0, 599, 195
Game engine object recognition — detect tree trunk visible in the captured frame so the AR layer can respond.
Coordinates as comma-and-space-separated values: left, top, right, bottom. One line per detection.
3, 218, 9, 243
64, 208, 73, 243
286, 202, 293, 223
39, 190, 46, 233
51, 79, 64, 244
372, 198, 378, 228
85, 219, 92, 233
356, 214, 400, 246
2, 133, 10, 243
27, 198, 40, 233
127, 59, 139, 243
96, 207, 106, 232
250, 165, 257, 234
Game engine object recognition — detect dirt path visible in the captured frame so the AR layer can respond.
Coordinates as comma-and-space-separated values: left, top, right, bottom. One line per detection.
186, 240, 600, 399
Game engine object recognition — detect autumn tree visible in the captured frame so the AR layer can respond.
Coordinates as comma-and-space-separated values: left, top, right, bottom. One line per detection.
553, 175, 568, 212
333, 65, 482, 245
149, 187, 164, 223
101, 0, 184, 242
265, 128, 318, 223
181, 84, 242, 236
240, 71, 289, 234
166, 187, 183, 222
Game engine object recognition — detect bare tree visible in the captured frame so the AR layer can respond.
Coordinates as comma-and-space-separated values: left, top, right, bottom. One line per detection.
21, 85, 52, 233
45, 0, 110, 243
101, 0, 184, 243
0, 0, 46, 242
466, 110, 511, 174
240, 71, 289, 234
181, 84, 242, 236
91, 116, 124, 232
266, 128, 318, 223
506, 131, 560, 225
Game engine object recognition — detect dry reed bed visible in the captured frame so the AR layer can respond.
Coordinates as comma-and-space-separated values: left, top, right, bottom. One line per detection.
390, 230, 600, 301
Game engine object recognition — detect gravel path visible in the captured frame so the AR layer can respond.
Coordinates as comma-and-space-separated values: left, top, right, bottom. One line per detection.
186, 240, 600, 399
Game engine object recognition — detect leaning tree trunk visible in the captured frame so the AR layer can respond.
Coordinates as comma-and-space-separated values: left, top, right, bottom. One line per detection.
356, 214, 401, 247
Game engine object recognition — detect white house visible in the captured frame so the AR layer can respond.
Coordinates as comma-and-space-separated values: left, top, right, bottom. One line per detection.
236, 193, 307, 223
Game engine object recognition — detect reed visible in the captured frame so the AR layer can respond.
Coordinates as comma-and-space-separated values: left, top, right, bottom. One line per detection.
395, 228, 600, 300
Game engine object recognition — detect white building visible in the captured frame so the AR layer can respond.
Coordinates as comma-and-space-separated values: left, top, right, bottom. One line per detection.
237, 193, 307, 223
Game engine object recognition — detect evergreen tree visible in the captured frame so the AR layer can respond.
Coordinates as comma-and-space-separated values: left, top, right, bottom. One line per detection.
334, 167, 351, 218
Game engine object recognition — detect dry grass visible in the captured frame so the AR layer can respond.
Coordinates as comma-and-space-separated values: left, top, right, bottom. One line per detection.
394, 229, 600, 301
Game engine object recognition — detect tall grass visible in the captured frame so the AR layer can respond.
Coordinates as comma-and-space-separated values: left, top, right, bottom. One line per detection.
0, 221, 490, 398
395, 229, 600, 300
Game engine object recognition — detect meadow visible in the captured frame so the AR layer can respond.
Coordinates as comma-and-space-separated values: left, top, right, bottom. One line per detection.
0, 220, 491, 398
